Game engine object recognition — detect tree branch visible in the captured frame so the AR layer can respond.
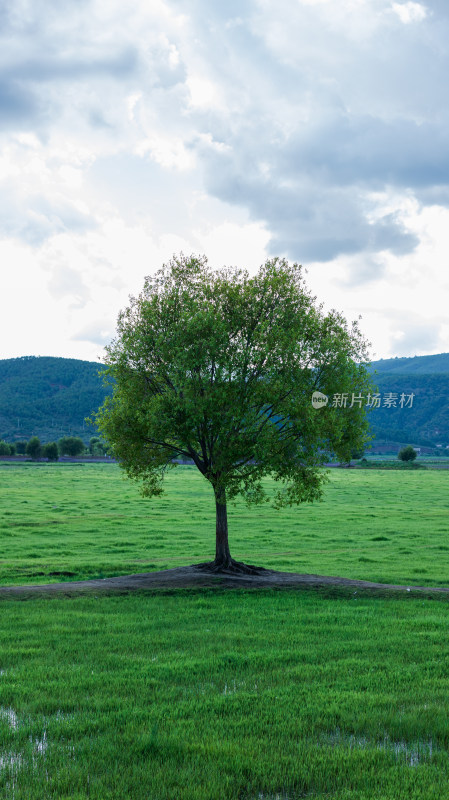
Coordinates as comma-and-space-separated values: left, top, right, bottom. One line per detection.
142, 437, 192, 459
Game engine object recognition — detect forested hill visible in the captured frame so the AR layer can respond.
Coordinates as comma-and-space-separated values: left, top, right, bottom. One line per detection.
361, 353, 449, 446
369, 352, 449, 376
0, 356, 112, 444
0, 353, 448, 446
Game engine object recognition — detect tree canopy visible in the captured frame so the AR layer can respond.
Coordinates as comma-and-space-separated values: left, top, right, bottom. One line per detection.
43, 441, 59, 461
26, 436, 42, 460
94, 254, 372, 572
58, 436, 85, 457
398, 445, 417, 462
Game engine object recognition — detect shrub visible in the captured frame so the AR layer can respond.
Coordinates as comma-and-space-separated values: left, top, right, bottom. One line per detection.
58, 436, 85, 457
42, 442, 59, 461
14, 440, 28, 454
398, 445, 417, 462
89, 436, 107, 456
0, 440, 14, 455
26, 436, 42, 460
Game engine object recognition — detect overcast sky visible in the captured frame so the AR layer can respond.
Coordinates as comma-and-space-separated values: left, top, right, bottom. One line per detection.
1, 0, 448, 364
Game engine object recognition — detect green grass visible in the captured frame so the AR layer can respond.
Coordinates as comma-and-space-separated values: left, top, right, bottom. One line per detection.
355, 460, 426, 469
2, 463, 449, 798
1, 590, 449, 799
0, 463, 448, 587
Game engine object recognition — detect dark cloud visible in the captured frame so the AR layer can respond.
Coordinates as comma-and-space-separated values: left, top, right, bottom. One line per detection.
188, 99, 449, 262
195, 140, 420, 264
280, 114, 449, 189
0, 45, 139, 133
173, 0, 449, 265
7, 47, 139, 83
0, 79, 40, 128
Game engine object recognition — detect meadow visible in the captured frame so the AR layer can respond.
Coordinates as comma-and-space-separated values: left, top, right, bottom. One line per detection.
1, 463, 449, 799
0, 463, 449, 587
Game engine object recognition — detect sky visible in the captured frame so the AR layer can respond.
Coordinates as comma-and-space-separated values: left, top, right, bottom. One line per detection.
1, 0, 449, 364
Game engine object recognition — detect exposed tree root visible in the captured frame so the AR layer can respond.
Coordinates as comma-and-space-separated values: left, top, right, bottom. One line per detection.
193, 559, 272, 576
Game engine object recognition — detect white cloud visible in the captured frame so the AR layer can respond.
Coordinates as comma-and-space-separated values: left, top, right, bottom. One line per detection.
135, 134, 195, 170
391, 2, 428, 24
186, 75, 221, 109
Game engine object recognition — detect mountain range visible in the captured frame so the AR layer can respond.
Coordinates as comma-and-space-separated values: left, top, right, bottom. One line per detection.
0, 353, 448, 447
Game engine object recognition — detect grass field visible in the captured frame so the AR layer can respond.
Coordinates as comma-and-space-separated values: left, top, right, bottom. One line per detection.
0, 462, 448, 587
1, 464, 449, 798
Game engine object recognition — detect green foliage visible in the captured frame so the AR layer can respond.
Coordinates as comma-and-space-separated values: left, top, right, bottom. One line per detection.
25, 436, 42, 460
58, 436, 85, 457
366, 372, 449, 446
351, 446, 364, 459
95, 254, 372, 520
0, 440, 14, 455
0, 355, 112, 443
89, 436, 107, 456
370, 351, 449, 375
14, 440, 28, 454
398, 444, 417, 462
42, 441, 59, 461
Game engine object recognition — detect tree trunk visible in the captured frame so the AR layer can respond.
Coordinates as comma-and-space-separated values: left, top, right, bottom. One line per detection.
194, 482, 265, 574
214, 484, 232, 567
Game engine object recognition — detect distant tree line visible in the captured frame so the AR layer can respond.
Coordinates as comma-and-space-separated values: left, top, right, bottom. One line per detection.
0, 436, 110, 460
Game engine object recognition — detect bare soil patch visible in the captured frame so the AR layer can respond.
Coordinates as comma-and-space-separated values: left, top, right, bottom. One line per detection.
1, 566, 449, 597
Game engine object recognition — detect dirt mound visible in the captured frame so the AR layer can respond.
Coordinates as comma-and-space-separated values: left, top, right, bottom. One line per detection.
1, 565, 449, 597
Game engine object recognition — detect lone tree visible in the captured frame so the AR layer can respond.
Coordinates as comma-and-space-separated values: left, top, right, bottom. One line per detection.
398, 445, 417, 462
94, 254, 372, 573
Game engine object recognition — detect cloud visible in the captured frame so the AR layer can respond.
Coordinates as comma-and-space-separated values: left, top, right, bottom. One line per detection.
195, 137, 420, 263
390, 317, 442, 357
3, 0, 447, 265
72, 321, 114, 345
7, 48, 138, 83
0, 79, 40, 129
46, 264, 91, 308
391, 2, 428, 24
1, 0, 449, 362
0, 168, 96, 245
166, 0, 449, 264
